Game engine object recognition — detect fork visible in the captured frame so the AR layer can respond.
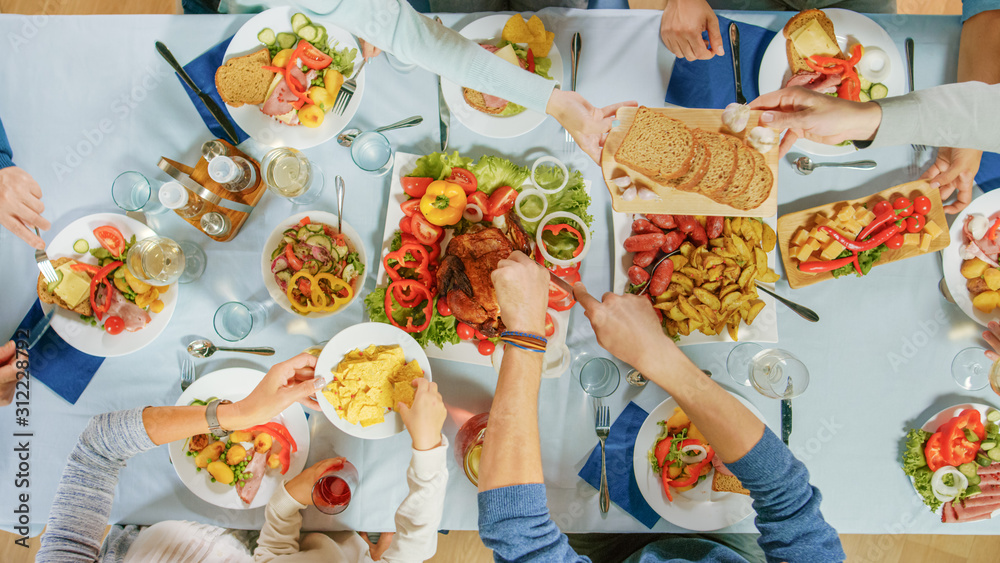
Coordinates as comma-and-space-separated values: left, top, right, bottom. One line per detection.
180, 359, 195, 391
595, 403, 611, 514
563, 32, 582, 153
34, 227, 58, 283
333, 57, 368, 115
905, 38, 925, 176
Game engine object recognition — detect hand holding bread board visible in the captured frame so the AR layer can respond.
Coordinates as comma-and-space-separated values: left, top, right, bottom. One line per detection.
602, 107, 778, 217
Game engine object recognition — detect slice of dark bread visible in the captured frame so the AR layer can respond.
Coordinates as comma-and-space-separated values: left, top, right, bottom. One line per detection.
37, 257, 92, 316
714, 141, 757, 206
783, 10, 843, 74
614, 107, 694, 181
215, 48, 274, 108
691, 131, 737, 199
661, 135, 711, 192
732, 148, 773, 211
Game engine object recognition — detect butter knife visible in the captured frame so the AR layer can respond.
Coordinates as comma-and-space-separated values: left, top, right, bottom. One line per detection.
155, 41, 240, 146
27, 308, 55, 350
729, 23, 746, 105
570, 32, 581, 92
434, 17, 451, 152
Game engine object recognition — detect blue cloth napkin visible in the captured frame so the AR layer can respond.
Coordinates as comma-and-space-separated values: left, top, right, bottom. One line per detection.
578, 401, 660, 529
664, 16, 777, 109
177, 35, 250, 144
978, 153, 1000, 193
13, 300, 104, 405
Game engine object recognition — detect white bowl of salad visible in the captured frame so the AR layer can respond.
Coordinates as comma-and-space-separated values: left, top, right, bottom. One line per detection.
261, 211, 367, 318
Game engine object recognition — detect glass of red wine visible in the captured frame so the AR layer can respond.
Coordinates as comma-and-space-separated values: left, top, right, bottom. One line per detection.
312, 460, 359, 515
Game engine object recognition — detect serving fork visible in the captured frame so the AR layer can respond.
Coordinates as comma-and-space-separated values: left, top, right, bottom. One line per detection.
333, 57, 368, 115
905, 38, 925, 175
34, 227, 58, 284
595, 403, 611, 514
180, 359, 195, 391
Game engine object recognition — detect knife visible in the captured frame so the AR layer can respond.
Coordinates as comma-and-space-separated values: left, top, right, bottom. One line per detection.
548, 270, 576, 297
155, 41, 240, 146
729, 23, 746, 105
27, 308, 55, 350
570, 32, 581, 92
781, 379, 793, 446
433, 17, 450, 151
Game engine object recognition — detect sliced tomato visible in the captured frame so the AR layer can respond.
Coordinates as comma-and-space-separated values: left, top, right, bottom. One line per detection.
544, 313, 555, 337
399, 216, 413, 234
284, 243, 304, 271
298, 216, 311, 226
437, 297, 452, 317
402, 177, 434, 198
448, 168, 478, 194
401, 199, 422, 217
457, 322, 475, 340
297, 276, 311, 296
297, 40, 332, 69
104, 316, 125, 335
400, 233, 420, 247
474, 328, 489, 341
477, 340, 495, 356
913, 196, 932, 216
411, 213, 444, 245
93, 226, 126, 257
467, 192, 492, 222
488, 186, 518, 217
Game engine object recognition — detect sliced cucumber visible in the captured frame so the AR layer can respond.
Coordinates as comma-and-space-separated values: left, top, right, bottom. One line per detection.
302, 259, 322, 275
296, 226, 312, 240
270, 246, 283, 262
276, 32, 297, 50
869, 83, 888, 100
969, 474, 982, 486
959, 462, 979, 478
306, 223, 323, 233
989, 422, 999, 435
987, 409, 1000, 423
276, 270, 292, 284
990, 447, 1000, 462
291, 12, 311, 33
966, 483, 982, 496
858, 90, 871, 103
282, 235, 296, 246
46, 269, 64, 293
257, 28, 276, 46
859, 75, 872, 91
298, 25, 318, 42
314, 25, 327, 45
305, 234, 333, 252
965, 428, 981, 442
977, 452, 993, 466
73, 239, 89, 253
982, 440, 998, 451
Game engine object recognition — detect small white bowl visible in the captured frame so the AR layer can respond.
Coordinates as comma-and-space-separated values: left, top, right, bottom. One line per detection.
260, 210, 368, 319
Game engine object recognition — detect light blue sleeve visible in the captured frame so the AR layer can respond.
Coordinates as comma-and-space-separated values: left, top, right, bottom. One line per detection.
222, 0, 556, 113
478, 484, 591, 563
962, 0, 1000, 22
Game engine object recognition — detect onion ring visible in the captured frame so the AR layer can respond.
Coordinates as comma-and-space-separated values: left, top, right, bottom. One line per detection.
531, 156, 570, 195
680, 444, 707, 464
931, 466, 968, 502
463, 203, 484, 223
535, 211, 591, 268
514, 188, 548, 223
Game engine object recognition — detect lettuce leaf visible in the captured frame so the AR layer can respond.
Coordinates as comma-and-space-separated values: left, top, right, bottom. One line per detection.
408, 151, 474, 181
901, 428, 942, 512
470, 155, 530, 195
497, 40, 552, 80
520, 166, 593, 238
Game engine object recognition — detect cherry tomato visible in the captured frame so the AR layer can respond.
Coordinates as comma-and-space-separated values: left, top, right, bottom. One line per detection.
467, 192, 491, 221
401, 176, 434, 198
544, 313, 556, 337
872, 200, 893, 217
477, 339, 495, 356
436, 297, 452, 317
886, 233, 905, 250
448, 168, 478, 194
399, 216, 413, 234
893, 197, 912, 217
457, 322, 475, 340
913, 196, 932, 216
104, 316, 125, 335
93, 226, 126, 256
488, 186, 519, 217
474, 328, 489, 341
905, 214, 925, 233
400, 199, 422, 217
411, 212, 444, 245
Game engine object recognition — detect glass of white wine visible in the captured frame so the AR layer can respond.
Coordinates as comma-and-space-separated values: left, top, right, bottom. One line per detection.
747, 348, 809, 400
262, 147, 324, 205
126, 236, 188, 285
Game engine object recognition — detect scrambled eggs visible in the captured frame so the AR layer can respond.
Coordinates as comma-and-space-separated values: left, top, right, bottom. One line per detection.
323, 345, 423, 427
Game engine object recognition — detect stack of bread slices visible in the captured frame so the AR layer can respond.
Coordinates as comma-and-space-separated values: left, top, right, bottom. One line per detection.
614, 107, 772, 211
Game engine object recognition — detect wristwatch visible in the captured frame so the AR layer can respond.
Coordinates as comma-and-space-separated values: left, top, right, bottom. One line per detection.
206, 399, 233, 438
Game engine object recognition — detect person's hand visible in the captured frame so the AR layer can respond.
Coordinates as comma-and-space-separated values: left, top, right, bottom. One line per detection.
397, 378, 446, 451
0, 341, 25, 407
924, 147, 983, 214
283, 458, 345, 505
546, 89, 637, 163
224, 353, 325, 429
491, 251, 549, 334
360, 531, 394, 561
359, 38, 382, 60
659, 0, 724, 61
0, 166, 49, 249
749, 87, 883, 157
573, 283, 677, 374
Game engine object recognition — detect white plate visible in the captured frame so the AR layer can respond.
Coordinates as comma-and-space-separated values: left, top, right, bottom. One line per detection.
167, 367, 310, 510
315, 322, 431, 439
910, 403, 1000, 519
39, 213, 178, 357
375, 152, 579, 370
260, 211, 368, 319
757, 9, 905, 157
633, 394, 764, 531
440, 14, 563, 139
611, 213, 778, 345
942, 191, 1000, 327
224, 7, 365, 149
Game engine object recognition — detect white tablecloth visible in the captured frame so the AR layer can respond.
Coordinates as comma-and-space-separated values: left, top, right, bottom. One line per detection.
0, 8, 991, 538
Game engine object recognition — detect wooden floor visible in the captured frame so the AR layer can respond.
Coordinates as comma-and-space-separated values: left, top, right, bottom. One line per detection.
0, 0, 979, 561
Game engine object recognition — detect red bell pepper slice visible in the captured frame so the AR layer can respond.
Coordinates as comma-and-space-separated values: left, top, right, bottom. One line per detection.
988, 218, 1000, 242
526, 48, 535, 73
71, 263, 101, 276
542, 224, 585, 258
660, 466, 674, 502
924, 432, 950, 472
384, 243, 434, 288
89, 261, 122, 321
262, 421, 297, 453
248, 424, 292, 474
384, 280, 434, 333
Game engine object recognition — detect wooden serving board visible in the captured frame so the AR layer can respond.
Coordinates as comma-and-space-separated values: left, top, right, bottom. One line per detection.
777, 180, 951, 289
601, 107, 778, 217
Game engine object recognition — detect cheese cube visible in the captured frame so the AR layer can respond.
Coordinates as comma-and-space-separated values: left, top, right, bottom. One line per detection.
924, 220, 943, 239
794, 245, 814, 262
836, 205, 856, 222
808, 226, 819, 240
805, 238, 821, 253
903, 233, 920, 247
920, 233, 932, 251
843, 219, 863, 235
855, 208, 876, 226
814, 228, 831, 243
791, 228, 810, 246
820, 240, 845, 260
814, 214, 832, 227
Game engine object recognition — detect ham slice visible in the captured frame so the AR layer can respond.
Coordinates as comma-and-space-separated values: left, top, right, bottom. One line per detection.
784, 71, 842, 93
711, 455, 734, 477
236, 449, 267, 505
262, 80, 295, 116
105, 287, 151, 332
979, 483, 1000, 495
979, 463, 1000, 475
953, 499, 999, 521
942, 502, 959, 523
960, 494, 1000, 508
980, 473, 1000, 485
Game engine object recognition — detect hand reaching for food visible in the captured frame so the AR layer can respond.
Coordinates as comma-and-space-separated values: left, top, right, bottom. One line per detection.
491, 251, 549, 335
359, 38, 382, 60
229, 353, 324, 429
284, 457, 346, 506
0, 341, 23, 407
0, 166, 49, 249
659, 0, 723, 61
397, 378, 446, 451
546, 90, 637, 164
924, 146, 983, 214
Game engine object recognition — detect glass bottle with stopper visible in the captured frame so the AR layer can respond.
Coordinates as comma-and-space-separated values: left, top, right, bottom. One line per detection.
159, 181, 205, 219
201, 139, 230, 163
208, 155, 256, 193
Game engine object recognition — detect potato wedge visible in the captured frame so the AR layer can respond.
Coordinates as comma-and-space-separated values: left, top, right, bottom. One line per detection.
669, 254, 689, 270
693, 287, 721, 310
745, 300, 766, 324
973, 290, 1000, 313
762, 223, 776, 252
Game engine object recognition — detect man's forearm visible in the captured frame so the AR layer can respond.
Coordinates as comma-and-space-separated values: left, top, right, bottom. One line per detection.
142, 403, 248, 446
478, 347, 545, 491
959, 11, 1000, 85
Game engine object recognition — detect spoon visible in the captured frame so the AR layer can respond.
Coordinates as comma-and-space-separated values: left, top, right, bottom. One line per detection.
637, 251, 679, 296
337, 115, 423, 147
186, 339, 275, 358
335, 175, 345, 235
794, 156, 876, 175
754, 282, 819, 323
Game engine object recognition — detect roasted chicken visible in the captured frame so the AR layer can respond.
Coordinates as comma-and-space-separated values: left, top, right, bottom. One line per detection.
436, 212, 531, 336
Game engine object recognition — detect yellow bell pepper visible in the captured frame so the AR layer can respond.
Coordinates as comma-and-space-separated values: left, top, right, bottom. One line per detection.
287, 271, 354, 314
419, 180, 467, 226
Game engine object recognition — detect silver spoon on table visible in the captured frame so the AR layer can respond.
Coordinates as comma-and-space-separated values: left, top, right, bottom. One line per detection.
794, 156, 876, 175
187, 339, 275, 358
337, 115, 423, 147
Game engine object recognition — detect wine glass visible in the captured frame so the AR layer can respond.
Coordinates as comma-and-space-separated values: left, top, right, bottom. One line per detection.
125, 236, 187, 285
727, 343, 763, 387
952, 347, 991, 391
747, 349, 809, 399
312, 460, 359, 515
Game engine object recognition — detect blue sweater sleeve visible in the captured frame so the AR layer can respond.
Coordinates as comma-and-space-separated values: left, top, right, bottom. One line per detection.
726, 428, 844, 563
962, 0, 1000, 22
0, 115, 14, 169
478, 484, 591, 563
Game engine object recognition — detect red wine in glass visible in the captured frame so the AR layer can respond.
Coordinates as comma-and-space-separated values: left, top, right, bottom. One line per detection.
312, 460, 358, 515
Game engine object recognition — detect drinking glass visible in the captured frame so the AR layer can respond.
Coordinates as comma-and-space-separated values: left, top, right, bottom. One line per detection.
747, 349, 809, 399
112, 171, 166, 214
213, 301, 269, 342
125, 236, 186, 285
952, 347, 991, 391
728, 343, 763, 387
350, 131, 393, 175
578, 357, 621, 398
262, 147, 324, 205
455, 413, 489, 486
176, 241, 206, 284
312, 460, 359, 515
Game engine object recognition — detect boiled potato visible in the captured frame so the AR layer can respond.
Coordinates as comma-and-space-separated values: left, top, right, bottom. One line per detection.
149, 300, 165, 314
984, 268, 1000, 291
267, 453, 281, 469
124, 268, 151, 294
962, 258, 989, 279
229, 430, 253, 443
973, 290, 1000, 313
254, 432, 273, 454
225, 444, 247, 465
195, 440, 226, 468
207, 460, 235, 485
968, 277, 991, 295
665, 407, 690, 433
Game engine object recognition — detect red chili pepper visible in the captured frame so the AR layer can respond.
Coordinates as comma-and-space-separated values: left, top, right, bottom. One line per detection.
89, 261, 122, 321
384, 280, 434, 333
852, 252, 862, 276
820, 223, 901, 253
855, 210, 897, 241
542, 224, 585, 258
797, 255, 855, 273
526, 48, 535, 73
988, 218, 1000, 242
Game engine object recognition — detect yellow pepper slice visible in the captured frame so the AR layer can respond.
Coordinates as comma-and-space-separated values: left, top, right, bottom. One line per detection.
287, 271, 354, 313
419, 180, 467, 226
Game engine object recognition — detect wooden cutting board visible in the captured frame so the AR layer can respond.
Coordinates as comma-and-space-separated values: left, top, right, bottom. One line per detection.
777, 180, 951, 289
600, 106, 778, 217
